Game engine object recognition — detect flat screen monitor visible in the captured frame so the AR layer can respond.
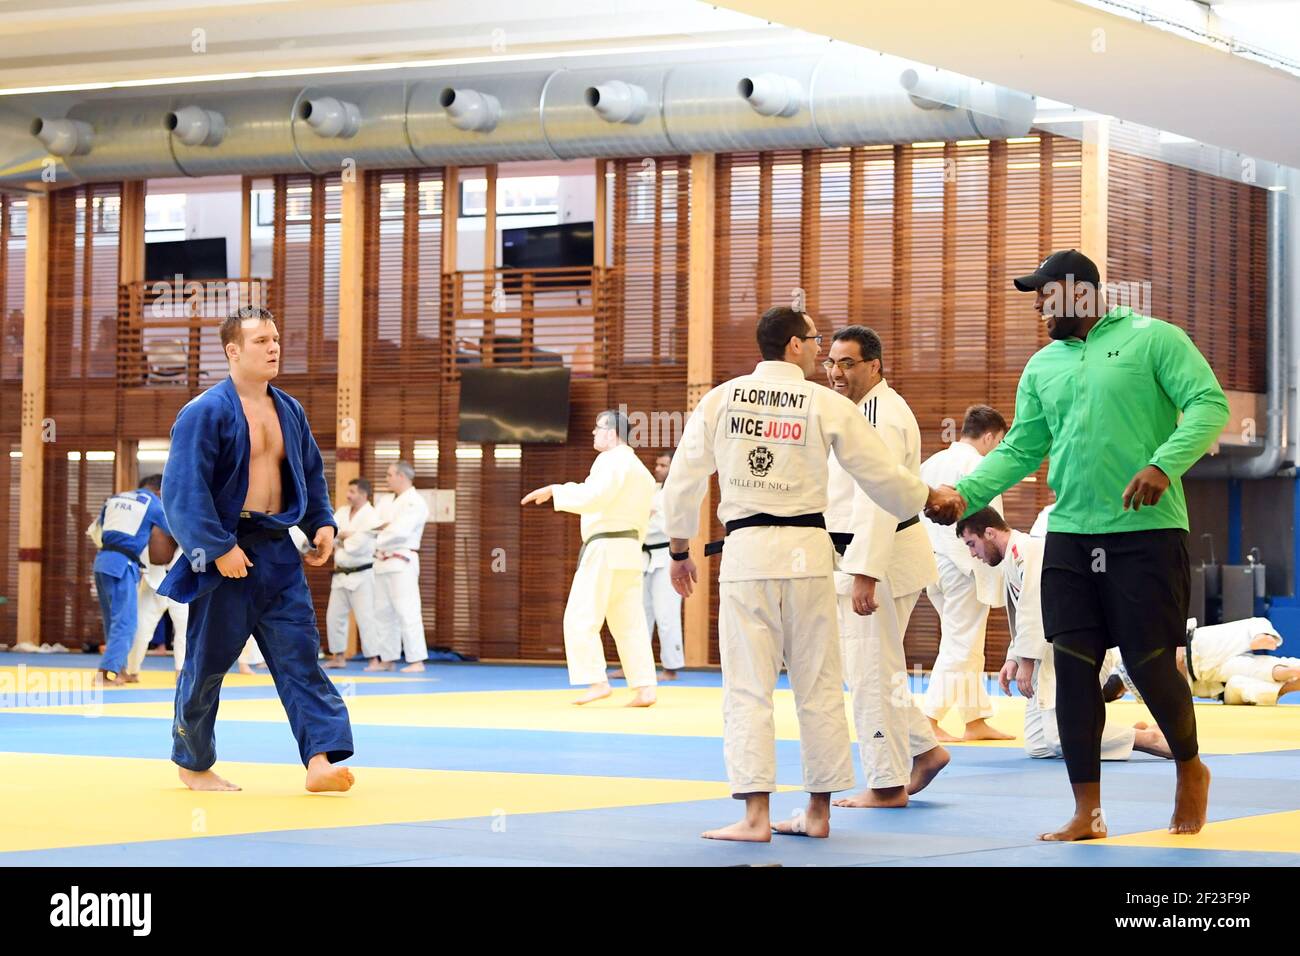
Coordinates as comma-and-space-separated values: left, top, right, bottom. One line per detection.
144, 237, 228, 282
500, 221, 593, 291
457, 365, 572, 444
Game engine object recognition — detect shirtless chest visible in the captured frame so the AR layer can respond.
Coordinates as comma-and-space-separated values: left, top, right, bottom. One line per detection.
240, 395, 285, 513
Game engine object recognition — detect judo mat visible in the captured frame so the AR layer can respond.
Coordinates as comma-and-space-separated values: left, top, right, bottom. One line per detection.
0, 652, 1296, 866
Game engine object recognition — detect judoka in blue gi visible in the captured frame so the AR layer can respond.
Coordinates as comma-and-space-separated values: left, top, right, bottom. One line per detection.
159, 306, 355, 793
91, 474, 169, 685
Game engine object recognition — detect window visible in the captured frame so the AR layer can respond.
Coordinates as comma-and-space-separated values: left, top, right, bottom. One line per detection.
460, 175, 560, 218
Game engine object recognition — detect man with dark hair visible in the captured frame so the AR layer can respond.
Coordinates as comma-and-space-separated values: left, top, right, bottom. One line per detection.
522, 410, 658, 706
929, 249, 1227, 839
919, 404, 1012, 742
956, 506, 1172, 764
374, 459, 430, 672
662, 306, 947, 841
123, 474, 190, 682
89, 473, 172, 685
823, 325, 949, 809
325, 476, 384, 671
159, 306, 354, 793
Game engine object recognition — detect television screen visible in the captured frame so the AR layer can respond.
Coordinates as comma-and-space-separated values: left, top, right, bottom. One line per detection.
145, 237, 228, 282
457, 366, 572, 444
501, 222, 593, 272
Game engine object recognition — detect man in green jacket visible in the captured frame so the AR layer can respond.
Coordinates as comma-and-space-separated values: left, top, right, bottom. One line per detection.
926, 249, 1227, 842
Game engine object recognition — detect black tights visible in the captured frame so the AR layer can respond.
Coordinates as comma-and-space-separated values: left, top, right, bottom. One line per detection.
1052, 628, 1198, 784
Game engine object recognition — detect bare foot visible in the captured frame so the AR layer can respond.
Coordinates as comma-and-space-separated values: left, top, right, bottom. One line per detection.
1040, 811, 1107, 842
660, 669, 680, 681
773, 796, 831, 837
324, 654, 347, 670
626, 687, 657, 708
833, 786, 908, 808
237, 662, 254, 675
364, 659, 395, 672
908, 745, 951, 795
963, 719, 1015, 741
574, 682, 612, 705
123, 672, 140, 684
1170, 757, 1210, 834
178, 767, 241, 791
305, 754, 355, 793
95, 669, 128, 687
928, 717, 962, 743
1134, 725, 1173, 759
400, 662, 426, 673
702, 818, 772, 842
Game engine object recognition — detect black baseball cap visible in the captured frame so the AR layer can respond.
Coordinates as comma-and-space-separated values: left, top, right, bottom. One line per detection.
1013, 249, 1100, 292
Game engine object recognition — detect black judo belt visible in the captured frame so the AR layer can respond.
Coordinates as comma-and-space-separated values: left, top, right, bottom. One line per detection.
642, 541, 670, 554
704, 513, 922, 557
235, 524, 290, 552
333, 563, 374, 575
577, 529, 640, 565
99, 542, 145, 570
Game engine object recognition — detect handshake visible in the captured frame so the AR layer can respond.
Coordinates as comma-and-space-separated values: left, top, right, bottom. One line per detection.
924, 485, 967, 525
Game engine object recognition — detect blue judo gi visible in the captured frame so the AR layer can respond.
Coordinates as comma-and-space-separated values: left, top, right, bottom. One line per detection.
93, 488, 169, 675
159, 376, 352, 772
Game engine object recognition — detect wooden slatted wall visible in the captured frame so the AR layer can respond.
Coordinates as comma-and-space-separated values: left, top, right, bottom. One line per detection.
0, 195, 25, 639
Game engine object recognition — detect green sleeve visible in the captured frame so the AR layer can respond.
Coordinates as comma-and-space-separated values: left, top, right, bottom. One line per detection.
955, 367, 1052, 516
1147, 323, 1230, 479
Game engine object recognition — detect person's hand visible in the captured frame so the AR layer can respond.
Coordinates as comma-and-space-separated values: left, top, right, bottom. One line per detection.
305, 526, 335, 567
924, 485, 967, 525
520, 486, 553, 506
851, 574, 879, 617
670, 555, 698, 598
215, 544, 253, 579
1016, 659, 1036, 698
1122, 464, 1170, 511
998, 659, 1018, 696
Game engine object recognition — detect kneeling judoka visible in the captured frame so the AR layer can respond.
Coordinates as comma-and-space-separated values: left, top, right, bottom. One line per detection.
159, 307, 354, 793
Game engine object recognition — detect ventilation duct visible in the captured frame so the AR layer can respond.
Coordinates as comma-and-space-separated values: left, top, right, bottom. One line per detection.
167, 106, 227, 147
0, 43, 1037, 185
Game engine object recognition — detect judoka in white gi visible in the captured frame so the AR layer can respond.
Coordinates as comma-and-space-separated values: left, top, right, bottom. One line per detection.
521, 410, 659, 706
822, 326, 950, 809
324, 476, 385, 671
1112, 617, 1300, 707
957, 506, 1173, 761
919, 405, 1015, 741
642, 452, 685, 679
125, 508, 188, 681
662, 306, 943, 842
373, 461, 430, 672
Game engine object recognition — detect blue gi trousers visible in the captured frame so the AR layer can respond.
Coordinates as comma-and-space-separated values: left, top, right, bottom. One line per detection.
95, 568, 139, 675
172, 520, 354, 771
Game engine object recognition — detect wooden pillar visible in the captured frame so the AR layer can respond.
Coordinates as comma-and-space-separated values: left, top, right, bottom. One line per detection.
334, 172, 366, 658
593, 160, 608, 270
1080, 120, 1110, 286
685, 153, 715, 667
482, 164, 497, 362
117, 180, 145, 492
240, 176, 253, 278
18, 193, 50, 646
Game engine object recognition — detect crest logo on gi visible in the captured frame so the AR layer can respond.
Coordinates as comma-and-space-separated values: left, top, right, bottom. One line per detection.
748, 446, 775, 477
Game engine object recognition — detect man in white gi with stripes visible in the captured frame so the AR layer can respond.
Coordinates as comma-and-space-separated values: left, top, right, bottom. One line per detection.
663, 306, 945, 842
823, 326, 950, 809
125, 509, 187, 681
958, 506, 1172, 762
522, 410, 658, 707
374, 461, 429, 672
325, 476, 386, 671
642, 452, 684, 679
919, 405, 1015, 741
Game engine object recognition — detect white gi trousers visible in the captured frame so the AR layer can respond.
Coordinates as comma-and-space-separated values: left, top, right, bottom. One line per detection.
374, 557, 427, 663
325, 569, 385, 659
563, 541, 657, 688
126, 582, 188, 674
718, 576, 855, 796
642, 565, 685, 671
837, 585, 938, 789
923, 555, 995, 724
1025, 662, 1135, 761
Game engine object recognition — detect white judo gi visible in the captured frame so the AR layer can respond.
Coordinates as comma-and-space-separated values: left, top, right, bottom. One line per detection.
326, 501, 385, 660
374, 487, 430, 664
920, 441, 1006, 725
663, 360, 930, 796
1001, 530, 1135, 760
642, 482, 685, 672
553, 443, 658, 688
126, 548, 188, 674
829, 379, 940, 789
1115, 617, 1295, 706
